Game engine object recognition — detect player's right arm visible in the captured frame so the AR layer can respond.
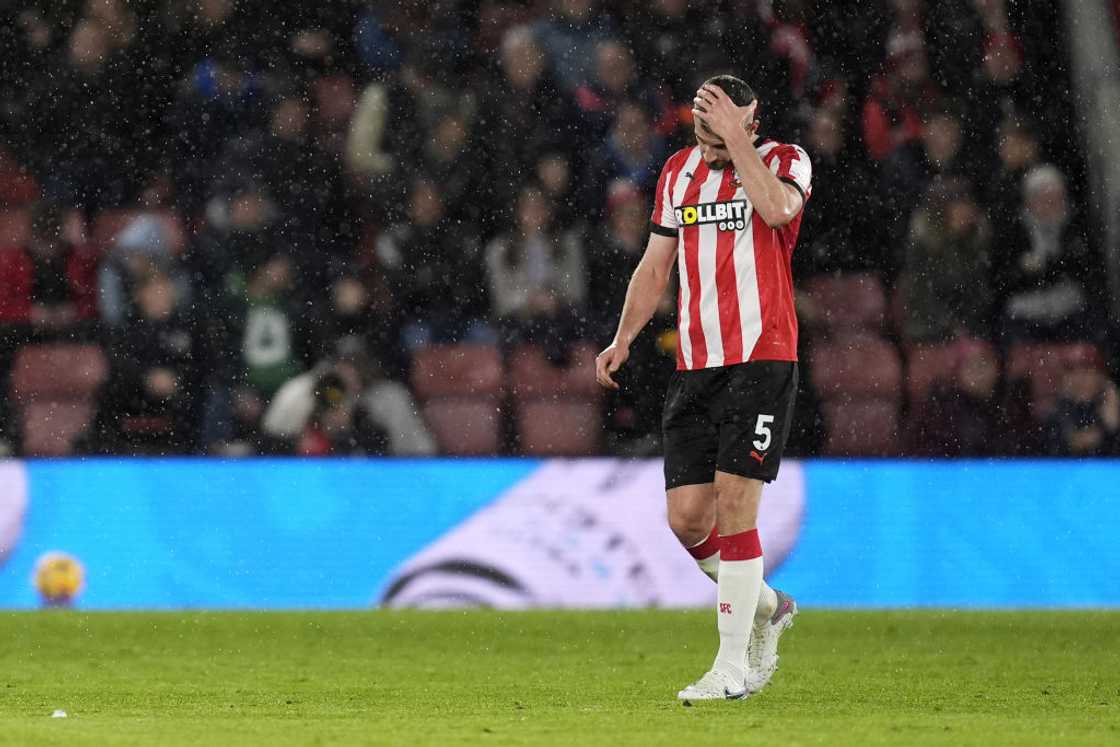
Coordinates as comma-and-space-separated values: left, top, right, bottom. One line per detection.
595, 231, 677, 390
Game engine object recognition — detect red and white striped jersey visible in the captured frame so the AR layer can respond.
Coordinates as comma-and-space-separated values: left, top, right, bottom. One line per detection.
650, 139, 812, 370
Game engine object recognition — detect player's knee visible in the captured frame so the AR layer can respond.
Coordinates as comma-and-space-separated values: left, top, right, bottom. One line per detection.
667, 505, 713, 547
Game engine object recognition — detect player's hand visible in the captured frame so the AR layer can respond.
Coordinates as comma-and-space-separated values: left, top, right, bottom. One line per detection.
692, 84, 757, 142
595, 343, 629, 390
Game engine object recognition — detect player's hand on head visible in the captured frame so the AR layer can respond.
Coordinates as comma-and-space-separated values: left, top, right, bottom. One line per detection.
595, 344, 629, 390
692, 84, 757, 141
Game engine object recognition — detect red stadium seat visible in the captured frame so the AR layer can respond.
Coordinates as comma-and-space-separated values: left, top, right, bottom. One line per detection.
0, 208, 31, 246
905, 343, 964, 404
810, 333, 902, 400
508, 343, 604, 456
421, 399, 502, 455
20, 400, 94, 457
516, 399, 602, 456
821, 399, 901, 456
1007, 342, 1104, 418
410, 345, 506, 455
410, 344, 504, 399
9, 344, 109, 402
803, 273, 887, 333
0, 149, 39, 205
507, 343, 602, 399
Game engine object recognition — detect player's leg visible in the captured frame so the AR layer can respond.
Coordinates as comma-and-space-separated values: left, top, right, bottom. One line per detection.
666, 482, 719, 579
667, 483, 778, 621
709, 471, 766, 687
663, 370, 748, 700
715, 361, 800, 694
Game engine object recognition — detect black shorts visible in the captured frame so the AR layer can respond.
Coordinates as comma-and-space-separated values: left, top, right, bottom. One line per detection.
662, 361, 798, 489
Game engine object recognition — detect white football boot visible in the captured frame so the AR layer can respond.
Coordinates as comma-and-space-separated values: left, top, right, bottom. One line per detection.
746, 589, 798, 693
676, 668, 748, 702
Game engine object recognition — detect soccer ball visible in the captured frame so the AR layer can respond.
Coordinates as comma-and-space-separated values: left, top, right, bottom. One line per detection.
33, 551, 85, 606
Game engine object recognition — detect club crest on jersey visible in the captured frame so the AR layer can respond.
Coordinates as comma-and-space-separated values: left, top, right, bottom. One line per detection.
675, 199, 748, 232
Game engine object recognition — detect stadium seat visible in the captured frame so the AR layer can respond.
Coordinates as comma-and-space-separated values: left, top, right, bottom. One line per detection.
421, 399, 502, 455
803, 273, 887, 333
1007, 342, 1104, 418
507, 343, 604, 456
410, 344, 504, 399
9, 344, 109, 402
0, 208, 31, 246
820, 399, 901, 456
516, 399, 602, 456
20, 400, 94, 457
0, 149, 39, 205
809, 332, 902, 400
507, 343, 602, 398
900, 342, 999, 405
410, 344, 506, 455
905, 343, 965, 404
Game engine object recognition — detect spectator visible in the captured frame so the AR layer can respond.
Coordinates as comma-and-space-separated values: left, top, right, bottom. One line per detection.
899, 178, 993, 343
375, 177, 491, 349
415, 107, 487, 229
582, 100, 667, 222
478, 25, 581, 216
624, 0, 711, 102
574, 39, 669, 139
1043, 350, 1120, 457
224, 252, 308, 397
36, 19, 135, 212
907, 339, 1032, 456
0, 201, 98, 334
924, 0, 987, 92
861, 32, 941, 161
587, 180, 647, 336
352, 6, 403, 77
242, 92, 353, 276
984, 116, 1042, 235
93, 271, 200, 455
99, 213, 192, 327
310, 270, 401, 378
532, 0, 617, 94
880, 101, 971, 261
795, 106, 880, 275
201, 250, 310, 455
485, 183, 586, 355
969, 31, 1031, 164
190, 180, 283, 295
999, 165, 1096, 341
534, 147, 582, 233
263, 337, 436, 457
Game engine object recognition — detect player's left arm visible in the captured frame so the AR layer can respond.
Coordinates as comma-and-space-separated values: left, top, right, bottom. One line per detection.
693, 84, 805, 228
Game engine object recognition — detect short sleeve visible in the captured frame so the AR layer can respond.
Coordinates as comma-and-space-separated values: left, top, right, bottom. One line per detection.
650, 155, 679, 236
776, 144, 812, 201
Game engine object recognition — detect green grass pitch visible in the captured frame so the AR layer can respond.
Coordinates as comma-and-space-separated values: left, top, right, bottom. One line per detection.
1, 610, 1118, 745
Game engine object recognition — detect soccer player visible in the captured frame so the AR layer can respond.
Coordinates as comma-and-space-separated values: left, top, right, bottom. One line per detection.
595, 75, 811, 701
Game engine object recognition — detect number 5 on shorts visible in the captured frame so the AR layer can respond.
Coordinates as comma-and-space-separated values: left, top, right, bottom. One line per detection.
753, 414, 775, 451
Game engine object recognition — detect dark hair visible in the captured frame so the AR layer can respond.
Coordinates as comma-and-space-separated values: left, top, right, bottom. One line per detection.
702, 74, 757, 107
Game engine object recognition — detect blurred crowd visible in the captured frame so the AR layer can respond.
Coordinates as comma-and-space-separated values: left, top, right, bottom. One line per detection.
0, 0, 1117, 459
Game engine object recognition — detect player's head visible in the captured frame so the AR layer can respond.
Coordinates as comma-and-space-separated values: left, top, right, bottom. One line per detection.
694, 74, 758, 170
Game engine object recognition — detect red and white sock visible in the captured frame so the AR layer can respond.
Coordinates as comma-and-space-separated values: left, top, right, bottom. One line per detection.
686, 526, 721, 582
687, 527, 777, 622
712, 529, 764, 682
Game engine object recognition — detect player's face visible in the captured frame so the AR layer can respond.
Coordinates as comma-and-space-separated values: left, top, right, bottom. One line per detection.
694, 124, 731, 170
